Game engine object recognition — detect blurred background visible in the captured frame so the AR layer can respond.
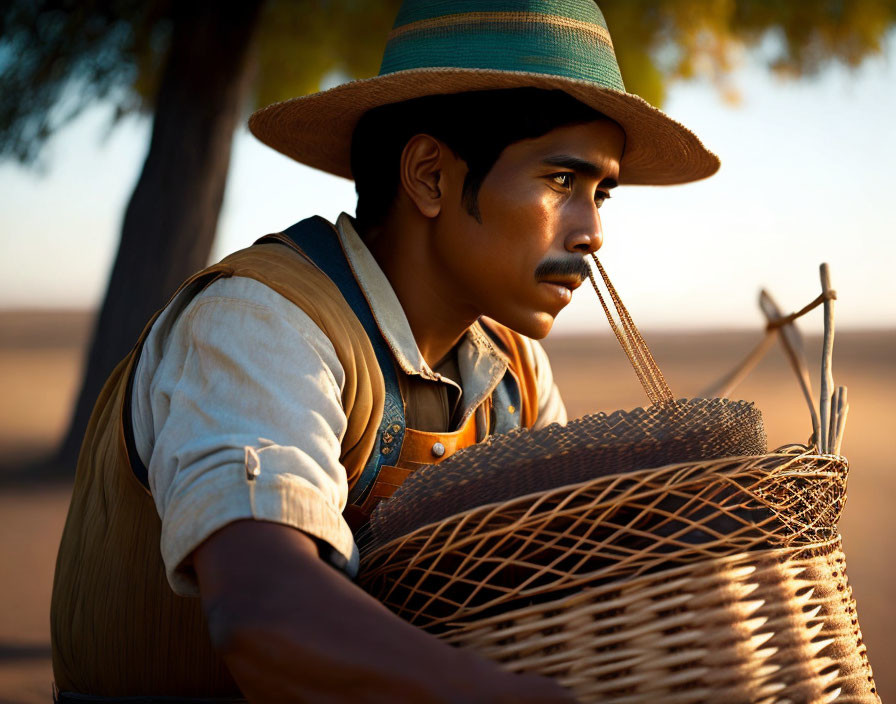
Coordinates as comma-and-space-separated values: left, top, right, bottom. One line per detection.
1, 1, 894, 701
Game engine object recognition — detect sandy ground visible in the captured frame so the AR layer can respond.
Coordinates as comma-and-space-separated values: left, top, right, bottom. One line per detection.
0, 310, 893, 702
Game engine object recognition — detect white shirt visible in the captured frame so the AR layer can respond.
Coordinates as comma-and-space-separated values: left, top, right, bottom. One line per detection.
131, 214, 567, 595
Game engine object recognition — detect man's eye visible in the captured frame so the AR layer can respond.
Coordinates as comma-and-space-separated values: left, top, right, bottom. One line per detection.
550, 173, 573, 188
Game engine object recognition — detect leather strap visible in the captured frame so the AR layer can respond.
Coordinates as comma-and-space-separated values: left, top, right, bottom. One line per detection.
351, 410, 481, 518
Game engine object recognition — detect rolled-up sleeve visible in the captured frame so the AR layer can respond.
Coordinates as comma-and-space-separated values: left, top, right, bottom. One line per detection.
131, 277, 356, 596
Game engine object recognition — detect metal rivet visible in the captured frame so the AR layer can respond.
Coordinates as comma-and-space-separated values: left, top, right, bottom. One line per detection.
508, 405, 516, 414
381, 447, 393, 455
245, 448, 261, 480
431, 442, 446, 458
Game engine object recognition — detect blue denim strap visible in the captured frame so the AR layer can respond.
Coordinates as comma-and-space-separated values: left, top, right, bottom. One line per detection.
264, 216, 406, 507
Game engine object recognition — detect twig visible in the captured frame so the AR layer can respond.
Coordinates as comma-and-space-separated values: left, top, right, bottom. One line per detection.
758, 290, 820, 444
834, 388, 849, 456
819, 264, 836, 453
828, 386, 841, 452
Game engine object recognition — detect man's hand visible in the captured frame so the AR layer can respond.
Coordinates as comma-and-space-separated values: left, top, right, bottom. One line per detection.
194, 520, 576, 703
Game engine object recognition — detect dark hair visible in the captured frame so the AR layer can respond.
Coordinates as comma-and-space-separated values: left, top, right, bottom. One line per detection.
350, 88, 613, 235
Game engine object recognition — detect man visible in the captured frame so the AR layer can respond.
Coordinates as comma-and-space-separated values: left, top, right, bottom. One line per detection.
51, 1, 719, 702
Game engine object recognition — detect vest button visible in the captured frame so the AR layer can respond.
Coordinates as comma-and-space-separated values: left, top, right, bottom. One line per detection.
431, 442, 446, 458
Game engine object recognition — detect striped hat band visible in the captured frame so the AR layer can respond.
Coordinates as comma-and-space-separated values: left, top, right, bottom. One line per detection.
381, 6, 624, 91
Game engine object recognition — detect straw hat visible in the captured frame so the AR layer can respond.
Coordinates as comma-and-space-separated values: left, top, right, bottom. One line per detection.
249, 0, 720, 185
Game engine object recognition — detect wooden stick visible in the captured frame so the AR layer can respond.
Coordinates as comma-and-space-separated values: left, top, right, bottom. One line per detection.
834, 400, 850, 456
831, 385, 848, 456
758, 289, 820, 443
819, 264, 836, 454
828, 386, 841, 453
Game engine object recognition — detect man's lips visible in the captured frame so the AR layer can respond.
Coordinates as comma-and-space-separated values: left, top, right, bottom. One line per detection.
537, 276, 583, 292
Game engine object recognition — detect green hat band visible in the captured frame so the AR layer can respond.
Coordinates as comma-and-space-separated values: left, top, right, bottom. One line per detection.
379, 1, 625, 92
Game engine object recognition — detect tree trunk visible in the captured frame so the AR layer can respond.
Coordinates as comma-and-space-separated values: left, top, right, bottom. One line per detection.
55, 0, 264, 472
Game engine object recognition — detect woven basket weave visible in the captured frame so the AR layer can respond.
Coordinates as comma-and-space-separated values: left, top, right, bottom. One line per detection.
360, 447, 843, 629
442, 540, 875, 703
358, 445, 878, 702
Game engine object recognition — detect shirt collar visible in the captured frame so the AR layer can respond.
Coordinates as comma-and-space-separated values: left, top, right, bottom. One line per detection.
334, 213, 509, 402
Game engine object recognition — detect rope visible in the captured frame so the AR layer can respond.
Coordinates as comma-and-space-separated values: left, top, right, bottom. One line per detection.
765, 290, 836, 331
587, 267, 659, 403
588, 255, 674, 406
585, 257, 845, 454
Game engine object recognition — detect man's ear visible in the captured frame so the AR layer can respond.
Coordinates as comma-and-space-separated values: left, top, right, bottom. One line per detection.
399, 134, 445, 219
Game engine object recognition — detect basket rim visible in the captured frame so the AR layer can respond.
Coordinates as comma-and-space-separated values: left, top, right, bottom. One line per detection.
361, 447, 846, 561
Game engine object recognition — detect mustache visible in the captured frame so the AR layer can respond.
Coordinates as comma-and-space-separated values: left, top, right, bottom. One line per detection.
534, 256, 591, 284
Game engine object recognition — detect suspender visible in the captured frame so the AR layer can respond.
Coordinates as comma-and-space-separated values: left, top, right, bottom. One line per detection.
261, 216, 407, 507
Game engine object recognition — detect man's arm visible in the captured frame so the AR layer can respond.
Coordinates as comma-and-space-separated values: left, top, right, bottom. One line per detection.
136, 278, 571, 700
194, 520, 574, 703
132, 277, 362, 591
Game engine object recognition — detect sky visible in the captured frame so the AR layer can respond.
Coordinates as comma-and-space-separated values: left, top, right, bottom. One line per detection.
1, 35, 894, 335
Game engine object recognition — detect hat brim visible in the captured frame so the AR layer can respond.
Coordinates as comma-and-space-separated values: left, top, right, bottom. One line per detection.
248, 67, 720, 186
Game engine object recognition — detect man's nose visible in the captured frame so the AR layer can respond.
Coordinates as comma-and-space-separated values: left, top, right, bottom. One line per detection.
564, 207, 603, 255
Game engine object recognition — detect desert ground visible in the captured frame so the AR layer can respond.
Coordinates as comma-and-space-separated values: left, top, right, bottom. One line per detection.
1, 310, 893, 703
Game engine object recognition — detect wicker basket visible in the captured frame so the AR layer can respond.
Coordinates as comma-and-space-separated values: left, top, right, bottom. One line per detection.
359, 449, 878, 702
357, 263, 879, 702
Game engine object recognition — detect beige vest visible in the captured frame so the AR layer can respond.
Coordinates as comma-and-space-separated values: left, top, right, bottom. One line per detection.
50, 240, 538, 696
